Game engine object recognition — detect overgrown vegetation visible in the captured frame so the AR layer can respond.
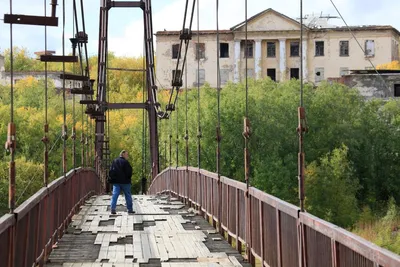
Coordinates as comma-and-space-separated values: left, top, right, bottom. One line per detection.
0, 48, 399, 253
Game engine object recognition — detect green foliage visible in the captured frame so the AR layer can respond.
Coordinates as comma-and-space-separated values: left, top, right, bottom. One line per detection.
354, 198, 400, 254
0, 157, 56, 214
305, 145, 360, 227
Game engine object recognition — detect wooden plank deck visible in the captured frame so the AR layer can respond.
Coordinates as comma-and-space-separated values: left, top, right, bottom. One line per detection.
45, 195, 250, 267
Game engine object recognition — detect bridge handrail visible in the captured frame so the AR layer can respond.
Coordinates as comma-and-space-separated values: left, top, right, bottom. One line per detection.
148, 167, 400, 267
0, 167, 101, 267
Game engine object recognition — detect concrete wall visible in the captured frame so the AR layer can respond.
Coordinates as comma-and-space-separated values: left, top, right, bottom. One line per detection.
308, 29, 397, 84
330, 74, 400, 99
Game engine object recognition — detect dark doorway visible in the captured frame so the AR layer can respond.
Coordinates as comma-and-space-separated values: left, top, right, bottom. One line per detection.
395, 84, 400, 97
267, 69, 276, 81
290, 68, 299, 79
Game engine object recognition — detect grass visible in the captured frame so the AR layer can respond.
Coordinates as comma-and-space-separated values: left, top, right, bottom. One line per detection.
352, 200, 400, 254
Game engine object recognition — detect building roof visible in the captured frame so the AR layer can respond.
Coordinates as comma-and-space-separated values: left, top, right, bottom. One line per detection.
156, 8, 400, 37
155, 30, 232, 36
316, 25, 400, 36
230, 8, 305, 31
350, 69, 400, 75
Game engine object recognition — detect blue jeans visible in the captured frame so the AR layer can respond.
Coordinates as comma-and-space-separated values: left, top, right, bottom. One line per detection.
110, 184, 133, 212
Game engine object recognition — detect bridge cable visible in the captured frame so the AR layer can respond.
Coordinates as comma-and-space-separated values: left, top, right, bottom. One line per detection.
105, 35, 110, 192
165, 0, 197, 119
243, 0, 253, 261
73, 0, 84, 76
61, 0, 68, 177
169, 100, 172, 193
298, 0, 307, 213
72, 3, 77, 170
81, 94, 85, 167
141, 43, 147, 194
42, 0, 50, 186
196, 0, 202, 209
329, 0, 389, 89
185, 59, 189, 198
80, 0, 90, 78
86, 112, 89, 166
216, 0, 223, 232
6, 0, 16, 213
176, 90, 180, 168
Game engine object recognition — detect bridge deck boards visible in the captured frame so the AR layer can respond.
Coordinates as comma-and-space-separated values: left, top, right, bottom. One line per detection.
45, 195, 250, 267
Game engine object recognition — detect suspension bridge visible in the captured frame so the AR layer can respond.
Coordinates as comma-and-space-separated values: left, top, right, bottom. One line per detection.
1, 0, 400, 267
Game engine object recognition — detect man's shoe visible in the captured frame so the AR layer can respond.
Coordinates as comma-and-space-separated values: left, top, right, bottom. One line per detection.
111, 210, 116, 215
128, 210, 136, 215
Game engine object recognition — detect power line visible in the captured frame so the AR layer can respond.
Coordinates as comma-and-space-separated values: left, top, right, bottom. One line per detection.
329, 0, 390, 90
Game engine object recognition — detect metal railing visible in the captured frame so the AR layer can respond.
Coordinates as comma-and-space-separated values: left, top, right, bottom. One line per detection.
0, 168, 100, 267
148, 167, 400, 267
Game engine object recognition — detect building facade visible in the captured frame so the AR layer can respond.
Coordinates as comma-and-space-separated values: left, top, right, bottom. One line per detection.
155, 8, 400, 88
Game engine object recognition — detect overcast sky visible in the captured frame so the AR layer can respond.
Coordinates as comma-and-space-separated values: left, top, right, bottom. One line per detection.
1, 0, 399, 58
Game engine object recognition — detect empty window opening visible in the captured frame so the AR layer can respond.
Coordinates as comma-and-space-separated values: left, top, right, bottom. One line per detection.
172, 44, 180, 59
340, 41, 349, 56
267, 69, 276, 81
267, 42, 276, 58
290, 68, 299, 79
196, 43, 206, 60
365, 40, 375, 57
395, 84, 400, 97
315, 41, 324, 56
243, 41, 254, 58
220, 43, 229, 58
290, 42, 300, 57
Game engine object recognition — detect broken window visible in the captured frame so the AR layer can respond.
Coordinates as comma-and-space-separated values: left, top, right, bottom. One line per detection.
172, 44, 180, 59
340, 41, 349, 56
195, 43, 206, 60
315, 67, 324, 82
395, 84, 400, 97
267, 68, 276, 81
244, 41, 253, 58
267, 42, 276, 57
196, 69, 205, 86
290, 42, 299, 57
315, 41, 324, 56
220, 69, 230, 84
290, 68, 299, 79
220, 43, 229, 58
172, 69, 182, 86
365, 40, 375, 57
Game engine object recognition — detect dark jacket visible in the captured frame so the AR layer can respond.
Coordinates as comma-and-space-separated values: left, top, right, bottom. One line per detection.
110, 156, 132, 184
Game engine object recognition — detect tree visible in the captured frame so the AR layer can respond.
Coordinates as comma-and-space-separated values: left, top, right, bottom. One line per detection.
377, 60, 400, 70
305, 145, 360, 227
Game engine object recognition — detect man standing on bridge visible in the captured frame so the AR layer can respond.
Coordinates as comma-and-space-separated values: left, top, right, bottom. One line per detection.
109, 150, 135, 215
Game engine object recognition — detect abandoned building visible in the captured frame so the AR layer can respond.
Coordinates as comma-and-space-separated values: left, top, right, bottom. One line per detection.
328, 70, 400, 99
155, 8, 400, 89
0, 53, 75, 95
